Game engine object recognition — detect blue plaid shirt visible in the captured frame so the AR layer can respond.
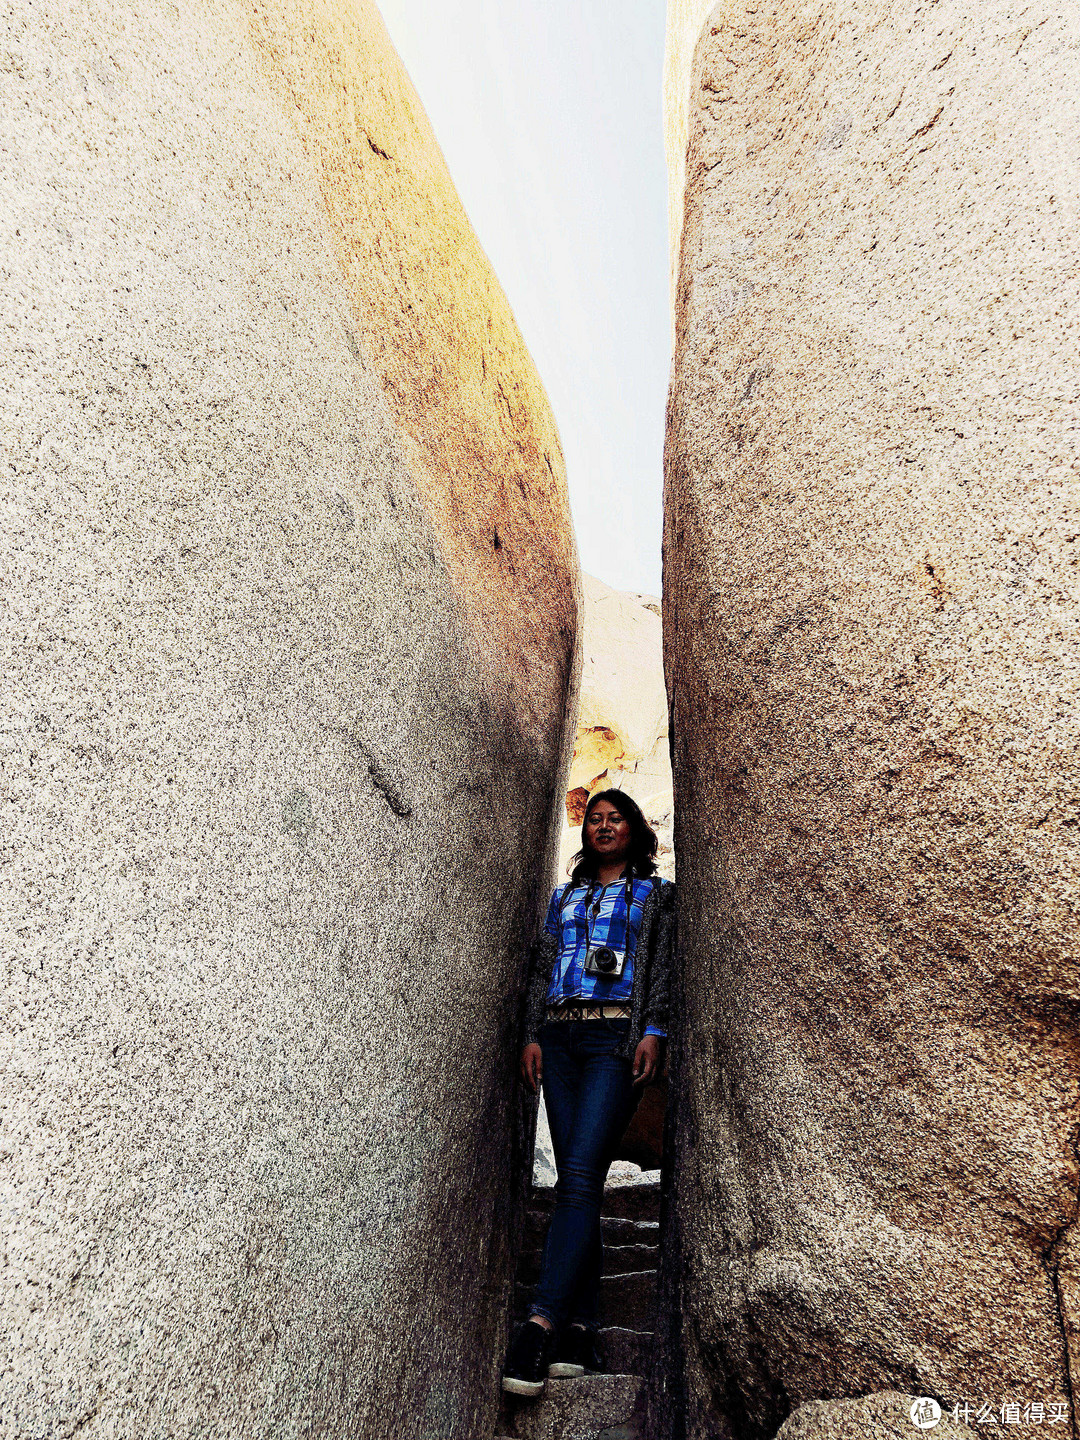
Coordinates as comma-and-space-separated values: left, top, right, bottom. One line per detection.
542, 876, 667, 1039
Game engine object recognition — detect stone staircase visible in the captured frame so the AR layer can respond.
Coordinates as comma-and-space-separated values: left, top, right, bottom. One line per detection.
495, 1171, 660, 1440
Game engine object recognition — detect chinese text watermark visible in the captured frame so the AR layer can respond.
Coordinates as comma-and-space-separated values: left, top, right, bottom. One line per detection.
910, 1397, 1071, 1427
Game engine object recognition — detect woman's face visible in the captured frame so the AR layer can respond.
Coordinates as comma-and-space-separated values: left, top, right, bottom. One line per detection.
585, 799, 632, 865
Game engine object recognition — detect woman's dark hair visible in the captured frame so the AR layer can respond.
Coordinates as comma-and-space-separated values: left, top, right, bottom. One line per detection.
567, 788, 658, 882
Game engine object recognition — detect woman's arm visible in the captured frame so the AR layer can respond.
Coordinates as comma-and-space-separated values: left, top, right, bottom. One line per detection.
520, 927, 557, 1093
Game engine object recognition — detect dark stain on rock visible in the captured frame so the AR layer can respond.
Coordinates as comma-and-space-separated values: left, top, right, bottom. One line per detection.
737, 359, 774, 407
281, 787, 314, 840
816, 112, 853, 152
366, 756, 412, 818
912, 104, 945, 140
364, 133, 393, 161
325, 723, 413, 819
921, 560, 947, 610
343, 326, 363, 363
332, 492, 355, 530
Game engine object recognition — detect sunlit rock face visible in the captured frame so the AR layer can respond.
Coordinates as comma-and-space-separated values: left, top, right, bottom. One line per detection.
661, 2, 1080, 1438
559, 575, 674, 881
662, 0, 716, 302
1, 3, 578, 1437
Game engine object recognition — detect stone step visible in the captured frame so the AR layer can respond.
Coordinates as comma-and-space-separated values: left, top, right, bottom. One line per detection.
522, 1210, 659, 1251
602, 1217, 659, 1246
517, 1240, 658, 1285
598, 1270, 657, 1331
528, 1174, 661, 1224
514, 1271, 657, 1331
606, 1242, 658, 1272
598, 1327, 653, 1378
498, 1326, 654, 1389
498, 1372, 646, 1440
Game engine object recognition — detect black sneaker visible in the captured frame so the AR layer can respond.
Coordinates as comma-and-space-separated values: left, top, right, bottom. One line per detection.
502, 1319, 557, 1397
548, 1324, 604, 1378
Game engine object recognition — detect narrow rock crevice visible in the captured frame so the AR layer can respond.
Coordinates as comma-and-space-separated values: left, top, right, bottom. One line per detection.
364, 131, 393, 160
1045, 1118, 1080, 1440
324, 722, 414, 818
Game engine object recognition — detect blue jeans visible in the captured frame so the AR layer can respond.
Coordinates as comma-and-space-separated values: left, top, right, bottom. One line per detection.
530, 1018, 642, 1329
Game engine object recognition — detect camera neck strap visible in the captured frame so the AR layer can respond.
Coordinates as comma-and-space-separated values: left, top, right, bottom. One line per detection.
581, 867, 636, 952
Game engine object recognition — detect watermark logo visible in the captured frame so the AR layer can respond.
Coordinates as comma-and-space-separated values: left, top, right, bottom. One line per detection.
910, 1397, 1069, 1427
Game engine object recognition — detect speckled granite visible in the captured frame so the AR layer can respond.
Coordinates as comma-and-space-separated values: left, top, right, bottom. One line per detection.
661, 1, 1079, 1437
0, 1, 578, 1436
775, 1392, 979, 1440
502, 1372, 646, 1440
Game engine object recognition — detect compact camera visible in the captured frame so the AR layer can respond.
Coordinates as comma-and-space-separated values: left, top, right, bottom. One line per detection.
584, 945, 627, 980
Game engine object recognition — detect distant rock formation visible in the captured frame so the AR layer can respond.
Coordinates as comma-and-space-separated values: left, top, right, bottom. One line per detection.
559, 575, 674, 881
660, 2, 1080, 1438
1, 3, 578, 1438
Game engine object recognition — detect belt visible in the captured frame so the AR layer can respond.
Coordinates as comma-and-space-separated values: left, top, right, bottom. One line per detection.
544, 1002, 632, 1022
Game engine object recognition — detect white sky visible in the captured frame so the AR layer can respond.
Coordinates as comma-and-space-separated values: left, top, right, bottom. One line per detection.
378, 0, 669, 597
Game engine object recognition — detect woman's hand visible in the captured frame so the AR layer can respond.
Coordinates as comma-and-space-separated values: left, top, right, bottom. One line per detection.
632, 1035, 662, 1087
520, 1043, 543, 1094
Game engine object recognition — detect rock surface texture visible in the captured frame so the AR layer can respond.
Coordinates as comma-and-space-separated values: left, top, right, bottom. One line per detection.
661, 2, 1079, 1438
1, 3, 577, 1437
662, 0, 716, 303
774, 1393, 979, 1440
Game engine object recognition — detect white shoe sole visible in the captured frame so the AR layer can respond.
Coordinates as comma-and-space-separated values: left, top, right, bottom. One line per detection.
502, 1375, 545, 1396
548, 1362, 585, 1377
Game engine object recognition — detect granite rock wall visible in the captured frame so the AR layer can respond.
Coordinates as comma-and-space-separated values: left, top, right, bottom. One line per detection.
660, 1, 1080, 1436
1, 2, 578, 1436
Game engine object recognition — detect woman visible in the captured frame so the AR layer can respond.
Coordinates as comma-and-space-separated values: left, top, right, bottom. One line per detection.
502, 788, 675, 1397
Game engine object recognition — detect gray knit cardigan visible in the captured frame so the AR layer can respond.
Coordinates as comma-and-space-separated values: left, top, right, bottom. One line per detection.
520, 876, 676, 1061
